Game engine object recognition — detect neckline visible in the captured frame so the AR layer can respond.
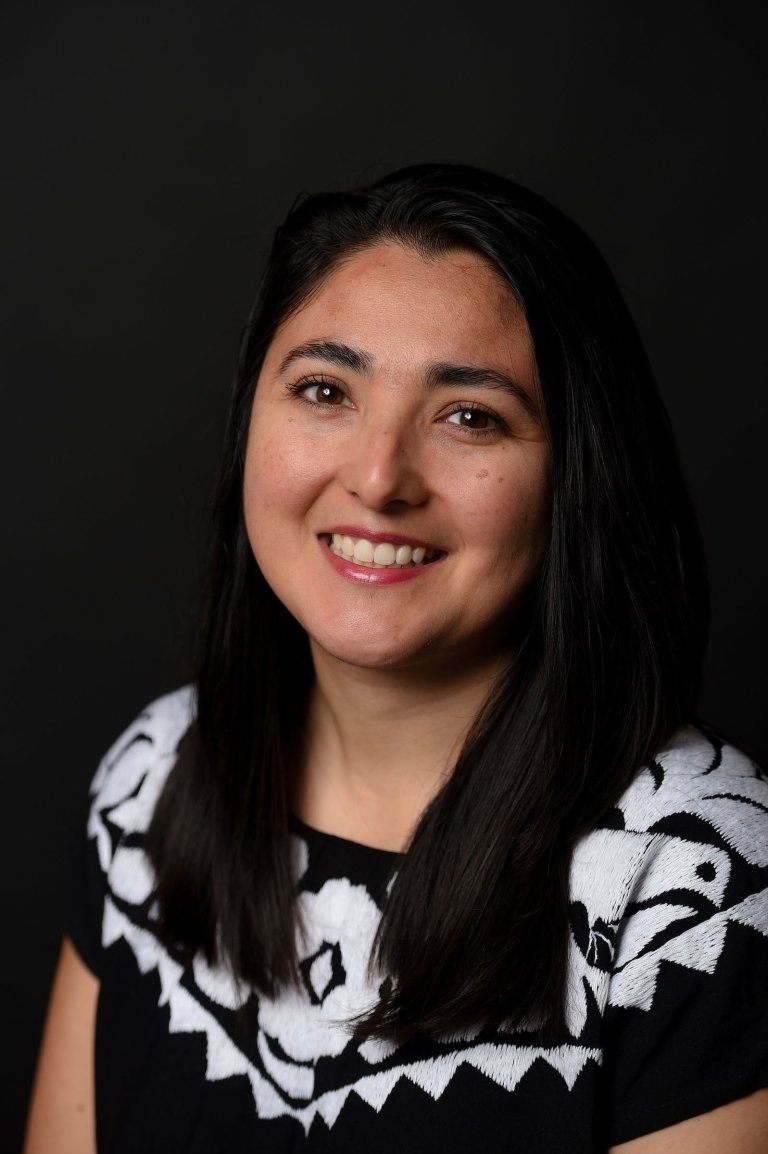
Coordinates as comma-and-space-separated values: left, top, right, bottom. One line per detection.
289, 813, 402, 862
289, 813, 399, 898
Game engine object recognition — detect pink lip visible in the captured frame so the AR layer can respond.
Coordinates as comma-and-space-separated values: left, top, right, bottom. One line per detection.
321, 526, 441, 550
320, 537, 443, 585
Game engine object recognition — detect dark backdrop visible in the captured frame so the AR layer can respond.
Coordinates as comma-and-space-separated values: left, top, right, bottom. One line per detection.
3, 0, 766, 1144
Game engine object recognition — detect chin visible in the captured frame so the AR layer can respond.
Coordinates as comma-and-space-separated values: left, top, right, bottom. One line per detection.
306, 624, 436, 672
312, 640, 420, 671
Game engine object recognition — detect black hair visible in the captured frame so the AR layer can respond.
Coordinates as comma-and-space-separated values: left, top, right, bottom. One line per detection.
145, 163, 709, 1042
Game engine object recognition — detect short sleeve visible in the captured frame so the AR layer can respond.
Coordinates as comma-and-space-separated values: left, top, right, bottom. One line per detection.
598, 738, 768, 1145
67, 799, 109, 977
65, 687, 196, 980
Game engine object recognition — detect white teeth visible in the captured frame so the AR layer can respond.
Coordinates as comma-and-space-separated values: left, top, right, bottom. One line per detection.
373, 542, 396, 565
353, 539, 374, 563
329, 534, 437, 568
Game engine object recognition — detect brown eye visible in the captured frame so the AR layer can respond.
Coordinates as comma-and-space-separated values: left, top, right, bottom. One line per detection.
446, 408, 500, 431
304, 381, 348, 406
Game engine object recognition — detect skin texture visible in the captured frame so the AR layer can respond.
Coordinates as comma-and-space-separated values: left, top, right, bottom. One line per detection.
24, 939, 98, 1154
243, 242, 552, 680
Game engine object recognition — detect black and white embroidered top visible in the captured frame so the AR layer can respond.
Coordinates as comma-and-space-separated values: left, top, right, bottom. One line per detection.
71, 688, 768, 1152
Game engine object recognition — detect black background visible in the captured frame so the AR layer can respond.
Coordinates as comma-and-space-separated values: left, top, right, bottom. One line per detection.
3, 1, 766, 1145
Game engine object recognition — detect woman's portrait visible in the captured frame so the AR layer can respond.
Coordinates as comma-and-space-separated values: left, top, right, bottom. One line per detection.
6, 4, 767, 1153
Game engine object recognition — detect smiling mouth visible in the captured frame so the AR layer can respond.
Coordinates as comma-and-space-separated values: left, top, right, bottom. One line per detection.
326, 533, 444, 569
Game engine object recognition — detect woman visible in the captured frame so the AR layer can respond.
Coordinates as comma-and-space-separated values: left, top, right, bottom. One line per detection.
25, 164, 768, 1152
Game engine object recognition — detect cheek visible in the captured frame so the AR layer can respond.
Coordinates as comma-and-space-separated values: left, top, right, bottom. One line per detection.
242, 441, 271, 528
245, 425, 295, 504
465, 458, 552, 561
242, 422, 328, 552
243, 429, 288, 557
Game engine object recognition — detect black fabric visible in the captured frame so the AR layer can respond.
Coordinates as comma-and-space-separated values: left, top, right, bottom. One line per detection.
69, 689, 768, 1152
600, 926, 768, 1146
67, 795, 108, 979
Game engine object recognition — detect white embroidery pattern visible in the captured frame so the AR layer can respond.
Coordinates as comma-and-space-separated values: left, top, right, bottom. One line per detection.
89, 691, 768, 1132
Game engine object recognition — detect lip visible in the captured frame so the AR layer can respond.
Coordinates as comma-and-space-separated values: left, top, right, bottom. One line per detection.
319, 535, 444, 585
320, 526, 442, 551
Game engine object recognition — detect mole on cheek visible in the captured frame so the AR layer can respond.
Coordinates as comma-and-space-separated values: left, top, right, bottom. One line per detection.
475, 469, 489, 480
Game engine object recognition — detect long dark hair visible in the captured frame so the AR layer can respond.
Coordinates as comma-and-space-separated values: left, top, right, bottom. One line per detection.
146, 163, 709, 1042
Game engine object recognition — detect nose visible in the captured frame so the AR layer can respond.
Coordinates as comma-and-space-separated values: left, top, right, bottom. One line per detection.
338, 416, 429, 510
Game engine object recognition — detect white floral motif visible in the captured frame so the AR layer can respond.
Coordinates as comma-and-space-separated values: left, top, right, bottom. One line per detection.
579, 729, 768, 1015
254, 875, 383, 1101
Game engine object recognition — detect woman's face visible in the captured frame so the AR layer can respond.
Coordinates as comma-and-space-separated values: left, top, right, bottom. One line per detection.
243, 242, 551, 678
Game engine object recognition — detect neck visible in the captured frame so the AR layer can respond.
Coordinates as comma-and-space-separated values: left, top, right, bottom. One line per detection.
293, 643, 510, 851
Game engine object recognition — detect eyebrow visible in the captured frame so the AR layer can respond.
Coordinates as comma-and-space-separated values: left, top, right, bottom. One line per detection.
278, 339, 540, 420
423, 362, 540, 419
278, 340, 374, 377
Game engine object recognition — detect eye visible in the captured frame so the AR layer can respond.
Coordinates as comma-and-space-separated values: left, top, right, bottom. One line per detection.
306, 381, 347, 405
444, 405, 504, 433
288, 377, 351, 407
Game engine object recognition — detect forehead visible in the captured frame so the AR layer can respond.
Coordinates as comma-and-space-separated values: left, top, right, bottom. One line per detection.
268, 242, 534, 374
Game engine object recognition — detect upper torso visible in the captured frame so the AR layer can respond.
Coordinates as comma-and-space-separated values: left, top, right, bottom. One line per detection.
72, 688, 768, 1152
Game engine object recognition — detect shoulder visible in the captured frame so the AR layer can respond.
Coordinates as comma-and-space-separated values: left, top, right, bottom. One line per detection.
611, 725, 767, 860
569, 728, 768, 1004
573, 727, 766, 889
600, 728, 768, 1009
590, 731, 768, 1144
86, 686, 196, 860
